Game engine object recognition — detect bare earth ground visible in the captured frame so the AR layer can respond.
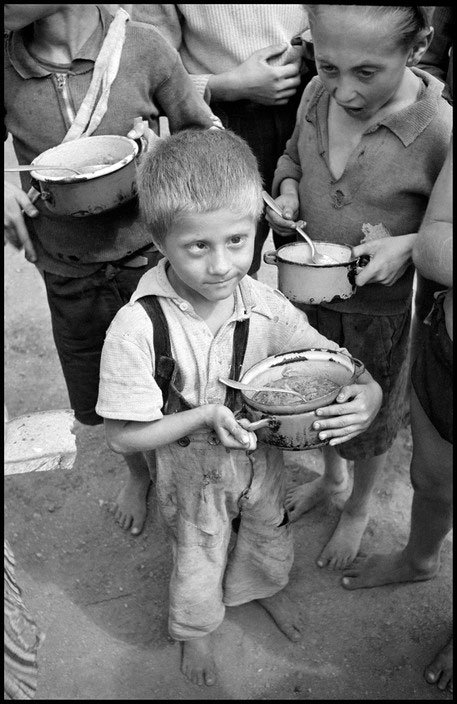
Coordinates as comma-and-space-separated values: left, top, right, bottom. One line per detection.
4, 140, 452, 700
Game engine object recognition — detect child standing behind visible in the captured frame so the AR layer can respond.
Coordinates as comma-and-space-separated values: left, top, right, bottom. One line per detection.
96, 129, 382, 686
266, 6, 452, 571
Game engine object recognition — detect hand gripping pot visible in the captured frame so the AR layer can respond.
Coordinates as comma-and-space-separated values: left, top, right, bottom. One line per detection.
264, 242, 370, 305
239, 348, 364, 450
30, 134, 144, 217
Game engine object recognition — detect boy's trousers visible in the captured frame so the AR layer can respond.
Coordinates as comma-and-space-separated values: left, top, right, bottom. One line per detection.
147, 431, 293, 640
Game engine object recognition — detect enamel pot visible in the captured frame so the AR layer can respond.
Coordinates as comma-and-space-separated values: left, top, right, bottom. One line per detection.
263, 242, 369, 305
30, 134, 144, 217
239, 348, 364, 451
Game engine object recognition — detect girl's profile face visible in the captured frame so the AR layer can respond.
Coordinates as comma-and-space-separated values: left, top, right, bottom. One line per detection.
310, 7, 415, 121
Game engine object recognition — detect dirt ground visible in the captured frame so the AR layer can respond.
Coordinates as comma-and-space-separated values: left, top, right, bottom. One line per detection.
4, 140, 452, 700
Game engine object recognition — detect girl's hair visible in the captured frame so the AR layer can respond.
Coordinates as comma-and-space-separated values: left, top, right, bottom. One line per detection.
305, 5, 433, 49
137, 128, 264, 244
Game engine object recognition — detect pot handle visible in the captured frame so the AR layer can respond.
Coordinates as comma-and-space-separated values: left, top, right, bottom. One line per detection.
235, 412, 280, 432
352, 357, 365, 379
355, 254, 371, 269
263, 250, 278, 267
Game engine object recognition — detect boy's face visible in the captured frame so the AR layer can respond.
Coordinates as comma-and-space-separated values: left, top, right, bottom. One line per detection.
158, 209, 256, 307
310, 7, 414, 122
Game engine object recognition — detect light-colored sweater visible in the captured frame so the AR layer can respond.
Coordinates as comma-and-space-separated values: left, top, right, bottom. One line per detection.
132, 4, 308, 100
272, 68, 453, 316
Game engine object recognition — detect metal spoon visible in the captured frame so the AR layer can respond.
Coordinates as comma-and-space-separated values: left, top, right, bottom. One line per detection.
5, 164, 110, 176
5, 165, 83, 175
262, 191, 338, 265
219, 377, 305, 401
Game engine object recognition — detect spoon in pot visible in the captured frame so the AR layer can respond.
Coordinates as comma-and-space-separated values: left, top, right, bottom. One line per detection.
262, 191, 338, 265
219, 377, 305, 401
5, 164, 110, 176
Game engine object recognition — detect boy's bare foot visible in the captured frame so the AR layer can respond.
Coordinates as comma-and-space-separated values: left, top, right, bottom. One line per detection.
424, 636, 453, 693
316, 509, 369, 570
341, 550, 439, 589
285, 474, 349, 522
109, 473, 151, 535
257, 591, 302, 642
181, 635, 217, 686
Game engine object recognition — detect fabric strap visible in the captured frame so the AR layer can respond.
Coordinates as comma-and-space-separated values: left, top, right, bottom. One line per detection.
63, 7, 130, 142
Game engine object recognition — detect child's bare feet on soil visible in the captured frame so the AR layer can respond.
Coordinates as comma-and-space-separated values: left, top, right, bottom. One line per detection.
424, 636, 453, 693
341, 550, 439, 589
316, 509, 369, 570
257, 591, 303, 642
181, 635, 217, 686
109, 473, 151, 535
285, 474, 349, 522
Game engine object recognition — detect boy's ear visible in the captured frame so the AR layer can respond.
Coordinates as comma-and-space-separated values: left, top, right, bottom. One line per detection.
407, 26, 434, 66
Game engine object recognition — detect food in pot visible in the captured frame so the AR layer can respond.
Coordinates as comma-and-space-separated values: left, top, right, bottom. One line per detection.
252, 375, 339, 406
281, 246, 349, 266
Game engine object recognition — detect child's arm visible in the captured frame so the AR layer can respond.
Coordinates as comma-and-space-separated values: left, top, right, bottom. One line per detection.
105, 404, 257, 455
308, 370, 383, 447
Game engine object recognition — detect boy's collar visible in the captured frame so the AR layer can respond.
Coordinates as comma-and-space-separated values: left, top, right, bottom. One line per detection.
130, 258, 276, 320
6, 5, 111, 79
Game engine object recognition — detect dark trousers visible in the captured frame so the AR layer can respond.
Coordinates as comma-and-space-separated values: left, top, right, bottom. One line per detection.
211, 77, 312, 274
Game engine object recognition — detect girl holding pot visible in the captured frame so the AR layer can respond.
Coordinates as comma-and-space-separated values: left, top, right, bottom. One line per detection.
265, 6, 452, 571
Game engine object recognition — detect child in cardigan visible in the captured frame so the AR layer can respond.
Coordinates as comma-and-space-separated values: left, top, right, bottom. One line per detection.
96, 128, 382, 686
4, 4, 216, 537
266, 5, 452, 571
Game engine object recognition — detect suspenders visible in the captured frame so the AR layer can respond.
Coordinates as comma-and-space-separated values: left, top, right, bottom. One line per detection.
137, 295, 250, 413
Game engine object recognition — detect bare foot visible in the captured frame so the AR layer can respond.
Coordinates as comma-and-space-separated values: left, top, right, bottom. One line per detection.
181, 635, 217, 686
109, 473, 150, 536
257, 591, 303, 642
341, 550, 439, 589
316, 509, 369, 570
424, 636, 453, 693
285, 474, 349, 522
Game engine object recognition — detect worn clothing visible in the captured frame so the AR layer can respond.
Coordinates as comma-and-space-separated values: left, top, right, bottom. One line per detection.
131, 4, 309, 101
4, 4, 215, 277
96, 259, 348, 419
411, 291, 453, 444
131, 4, 315, 273
44, 249, 162, 425
298, 303, 411, 460
272, 68, 452, 316
4, 540, 43, 700
96, 261, 351, 637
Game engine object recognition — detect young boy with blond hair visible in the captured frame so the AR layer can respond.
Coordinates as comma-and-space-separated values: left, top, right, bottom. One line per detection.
96, 128, 382, 686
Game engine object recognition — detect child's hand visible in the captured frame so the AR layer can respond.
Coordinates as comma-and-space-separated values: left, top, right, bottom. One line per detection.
127, 117, 161, 152
311, 375, 382, 446
352, 234, 416, 287
207, 405, 257, 452
4, 180, 38, 262
264, 194, 301, 237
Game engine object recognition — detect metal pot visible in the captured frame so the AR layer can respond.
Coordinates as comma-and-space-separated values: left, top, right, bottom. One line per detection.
264, 242, 369, 305
30, 135, 143, 217
239, 348, 364, 450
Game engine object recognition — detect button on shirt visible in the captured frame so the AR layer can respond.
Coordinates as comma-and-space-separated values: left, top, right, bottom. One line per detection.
96, 258, 347, 422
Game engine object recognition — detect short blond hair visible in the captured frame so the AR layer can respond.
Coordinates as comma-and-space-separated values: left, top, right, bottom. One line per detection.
137, 129, 264, 244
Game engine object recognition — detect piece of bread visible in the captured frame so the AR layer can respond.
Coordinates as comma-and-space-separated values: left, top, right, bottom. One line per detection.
360, 222, 392, 243
4, 409, 77, 476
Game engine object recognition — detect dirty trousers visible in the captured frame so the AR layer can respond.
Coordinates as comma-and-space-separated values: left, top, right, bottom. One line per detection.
148, 433, 293, 640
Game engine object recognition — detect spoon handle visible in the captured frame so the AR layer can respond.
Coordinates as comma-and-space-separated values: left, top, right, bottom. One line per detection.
5, 165, 81, 175
219, 377, 304, 400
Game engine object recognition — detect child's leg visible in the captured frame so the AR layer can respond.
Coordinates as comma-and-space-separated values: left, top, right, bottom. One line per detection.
224, 449, 303, 641
341, 385, 453, 589
284, 445, 349, 520
109, 451, 152, 535
316, 448, 387, 570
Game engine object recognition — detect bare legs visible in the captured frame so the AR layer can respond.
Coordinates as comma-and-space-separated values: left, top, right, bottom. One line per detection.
285, 445, 386, 570
109, 451, 155, 535
341, 387, 453, 693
